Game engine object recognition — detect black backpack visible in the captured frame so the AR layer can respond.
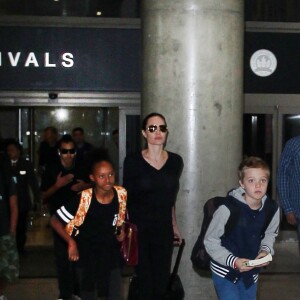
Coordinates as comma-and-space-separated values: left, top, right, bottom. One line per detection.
191, 196, 278, 271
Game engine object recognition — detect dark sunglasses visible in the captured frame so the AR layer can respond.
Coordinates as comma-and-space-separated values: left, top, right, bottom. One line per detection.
146, 124, 168, 133
60, 148, 76, 155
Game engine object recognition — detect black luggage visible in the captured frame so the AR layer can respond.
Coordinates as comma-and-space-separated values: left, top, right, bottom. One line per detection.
127, 239, 185, 300
163, 239, 185, 300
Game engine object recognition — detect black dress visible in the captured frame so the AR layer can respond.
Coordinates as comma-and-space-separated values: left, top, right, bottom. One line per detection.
123, 151, 183, 300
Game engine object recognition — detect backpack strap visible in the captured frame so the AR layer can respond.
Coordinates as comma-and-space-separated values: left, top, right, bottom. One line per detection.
66, 188, 93, 236
114, 185, 127, 227
223, 198, 240, 234
260, 197, 278, 238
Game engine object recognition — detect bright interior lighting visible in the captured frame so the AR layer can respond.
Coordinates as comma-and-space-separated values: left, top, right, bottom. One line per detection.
288, 115, 300, 119
55, 109, 69, 122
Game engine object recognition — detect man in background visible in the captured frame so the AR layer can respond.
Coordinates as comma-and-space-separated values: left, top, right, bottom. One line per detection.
71, 127, 93, 164
4, 139, 40, 254
41, 134, 90, 300
277, 135, 300, 254
0, 162, 18, 300
38, 126, 59, 174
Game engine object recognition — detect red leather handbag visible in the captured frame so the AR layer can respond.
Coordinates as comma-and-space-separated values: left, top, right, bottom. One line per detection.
121, 219, 138, 266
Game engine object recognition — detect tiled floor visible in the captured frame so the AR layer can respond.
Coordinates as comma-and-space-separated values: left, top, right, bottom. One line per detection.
26, 213, 53, 247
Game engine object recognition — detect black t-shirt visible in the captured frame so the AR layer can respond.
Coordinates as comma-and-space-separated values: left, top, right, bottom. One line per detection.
123, 151, 183, 234
40, 160, 88, 215
55, 188, 121, 268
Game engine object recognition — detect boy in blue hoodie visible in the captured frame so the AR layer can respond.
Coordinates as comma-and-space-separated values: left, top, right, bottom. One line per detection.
204, 156, 280, 300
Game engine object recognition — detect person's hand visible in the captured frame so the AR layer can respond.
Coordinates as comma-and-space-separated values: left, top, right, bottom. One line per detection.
55, 172, 74, 188
68, 239, 79, 261
254, 251, 270, 267
70, 180, 86, 192
173, 224, 182, 245
286, 212, 297, 226
234, 257, 254, 272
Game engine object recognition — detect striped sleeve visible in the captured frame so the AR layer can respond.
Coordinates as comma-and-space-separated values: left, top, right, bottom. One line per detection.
204, 205, 236, 266
55, 194, 81, 225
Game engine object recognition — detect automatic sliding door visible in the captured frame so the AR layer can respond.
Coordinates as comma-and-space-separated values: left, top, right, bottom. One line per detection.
119, 108, 141, 184
243, 113, 274, 197
34, 107, 119, 176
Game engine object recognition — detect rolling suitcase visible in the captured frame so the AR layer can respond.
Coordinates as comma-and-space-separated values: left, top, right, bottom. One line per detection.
127, 239, 185, 300
163, 239, 185, 300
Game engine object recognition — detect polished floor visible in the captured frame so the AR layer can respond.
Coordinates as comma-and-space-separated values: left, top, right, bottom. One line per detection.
5, 214, 300, 300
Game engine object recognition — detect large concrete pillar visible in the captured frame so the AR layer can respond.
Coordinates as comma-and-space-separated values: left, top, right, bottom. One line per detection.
142, 1, 244, 299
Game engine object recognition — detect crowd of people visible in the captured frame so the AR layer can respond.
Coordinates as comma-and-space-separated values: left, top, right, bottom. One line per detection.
0, 126, 97, 300
0, 112, 300, 300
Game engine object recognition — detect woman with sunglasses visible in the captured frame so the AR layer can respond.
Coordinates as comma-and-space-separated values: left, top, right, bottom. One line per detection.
123, 112, 184, 300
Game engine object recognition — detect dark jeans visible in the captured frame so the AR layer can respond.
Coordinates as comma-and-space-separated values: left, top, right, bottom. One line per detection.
16, 210, 28, 253
52, 229, 79, 299
136, 231, 173, 300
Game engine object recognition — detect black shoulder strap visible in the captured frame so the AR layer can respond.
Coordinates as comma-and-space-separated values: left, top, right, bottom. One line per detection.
261, 198, 278, 236
223, 197, 240, 234
199, 197, 227, 238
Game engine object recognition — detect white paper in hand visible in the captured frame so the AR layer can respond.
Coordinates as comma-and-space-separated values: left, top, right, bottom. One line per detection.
244, 253, 272, 267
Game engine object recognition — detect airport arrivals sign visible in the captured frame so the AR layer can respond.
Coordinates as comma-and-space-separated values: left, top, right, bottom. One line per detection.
0, 26, 140, 91
0, 52, 74, 68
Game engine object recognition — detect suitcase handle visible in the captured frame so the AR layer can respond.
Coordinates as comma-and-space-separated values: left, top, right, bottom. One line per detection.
172, 239, 185, 276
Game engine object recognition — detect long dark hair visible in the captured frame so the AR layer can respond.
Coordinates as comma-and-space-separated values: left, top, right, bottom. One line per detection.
141, 112, 167, 130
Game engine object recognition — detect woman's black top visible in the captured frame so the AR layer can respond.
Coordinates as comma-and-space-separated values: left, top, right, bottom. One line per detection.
123, 151, 183, 235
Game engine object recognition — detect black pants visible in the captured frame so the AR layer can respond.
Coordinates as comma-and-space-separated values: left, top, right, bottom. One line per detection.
77, 267, 121, 300
136, 231, 173, 300
52, 229, 79, 299
16, 210, 28, 253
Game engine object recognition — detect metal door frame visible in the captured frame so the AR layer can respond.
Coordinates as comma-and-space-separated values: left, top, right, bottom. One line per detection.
118, 106, 141, 184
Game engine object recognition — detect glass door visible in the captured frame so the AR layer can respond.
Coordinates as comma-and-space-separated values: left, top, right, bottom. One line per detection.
243, 105, 278, 198
244, 103, 300, 233
0, 105, 141, 183
32, 107, 119, 178
119, 107, 141, 184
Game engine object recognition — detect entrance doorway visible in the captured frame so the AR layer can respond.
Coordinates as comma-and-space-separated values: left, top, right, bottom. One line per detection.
0, 105, 141, 184
244, 94, 300, 233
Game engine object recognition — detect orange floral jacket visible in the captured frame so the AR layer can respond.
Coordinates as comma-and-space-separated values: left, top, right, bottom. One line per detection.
65, 186, 127, 236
